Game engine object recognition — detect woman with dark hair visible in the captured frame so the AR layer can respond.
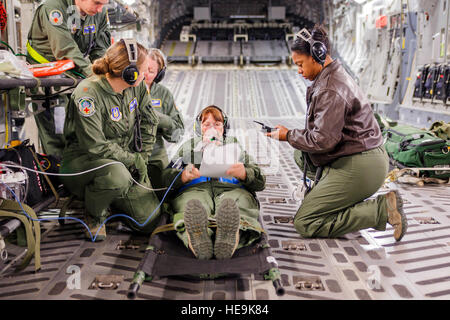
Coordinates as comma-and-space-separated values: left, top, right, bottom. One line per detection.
60, 39, 161, 241
162, 105, 266, 260
267, 24, 408, 241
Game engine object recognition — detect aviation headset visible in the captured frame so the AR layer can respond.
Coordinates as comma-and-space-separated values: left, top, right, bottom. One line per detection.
121, 38, 140, 85
295, 28, 327, 66
194, 105, 230, 137
149, 48, 168, 84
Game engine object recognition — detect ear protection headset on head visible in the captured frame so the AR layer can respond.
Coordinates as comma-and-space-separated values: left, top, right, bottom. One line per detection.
121, 38, 140, 85
295, 28, 327, 66
194, 105, 230, 137
150, 48, 167, 84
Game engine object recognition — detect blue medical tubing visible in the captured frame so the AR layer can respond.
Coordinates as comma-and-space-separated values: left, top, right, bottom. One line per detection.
0, 164, 182, 242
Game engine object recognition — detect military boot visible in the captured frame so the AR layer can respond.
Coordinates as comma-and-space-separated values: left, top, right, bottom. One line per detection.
385, 190, 408, 241
184, 199, 213, 260
214, 198, 240, 260
84, 215, 106, 242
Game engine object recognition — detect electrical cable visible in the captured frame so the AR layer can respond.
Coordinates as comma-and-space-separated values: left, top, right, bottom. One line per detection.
0, 165, 183, 242
0, 40, 16, 54
0, 161, 170, 192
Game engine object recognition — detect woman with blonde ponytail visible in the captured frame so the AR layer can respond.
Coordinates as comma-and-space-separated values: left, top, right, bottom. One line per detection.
60, 39, 162, 241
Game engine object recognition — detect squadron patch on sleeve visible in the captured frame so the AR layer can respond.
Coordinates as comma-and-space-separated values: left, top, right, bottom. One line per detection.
129, 98, 138, 113
78, 97, 96, 117
111, 106, 122, 122
49, 9, 63, 26
151, 99, 162, 108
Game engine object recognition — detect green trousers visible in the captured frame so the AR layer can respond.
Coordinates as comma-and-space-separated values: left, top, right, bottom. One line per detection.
33, 94, 69, 158
148, 145, 170, 200
170, 185, 262, 250
293, 147, 390, 238
60, 155, 161, 233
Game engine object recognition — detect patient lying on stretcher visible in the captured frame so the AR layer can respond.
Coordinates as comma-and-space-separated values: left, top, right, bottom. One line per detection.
162, 105, 266, 260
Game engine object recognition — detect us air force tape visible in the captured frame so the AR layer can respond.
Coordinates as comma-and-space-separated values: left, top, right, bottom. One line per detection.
78, 97, 96, 117
49, 9, 63, 26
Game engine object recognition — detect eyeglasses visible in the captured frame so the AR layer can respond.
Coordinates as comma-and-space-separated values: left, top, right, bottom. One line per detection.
202, 122, 224, 128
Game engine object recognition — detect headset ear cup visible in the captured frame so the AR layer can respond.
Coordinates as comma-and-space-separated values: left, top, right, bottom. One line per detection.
311, 42, 327, 65
121, 38, 140, 85
122, 65, 139, 85
154, 67, 166, 83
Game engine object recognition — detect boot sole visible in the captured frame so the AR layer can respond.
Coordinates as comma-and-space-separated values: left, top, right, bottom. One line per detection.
184, 199, 213, 260
215, 198, 240, 260
392, 190, 408, 242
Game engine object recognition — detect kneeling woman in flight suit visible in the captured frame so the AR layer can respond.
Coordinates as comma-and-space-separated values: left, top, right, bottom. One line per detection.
162, 106, 266, 260
267, 25, 408, 241
60, 39, 160, 241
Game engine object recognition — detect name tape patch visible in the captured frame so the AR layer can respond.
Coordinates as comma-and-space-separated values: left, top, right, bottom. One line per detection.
83, 24, 96, 34
151, 99, 162, 108
129, 98, 138, 113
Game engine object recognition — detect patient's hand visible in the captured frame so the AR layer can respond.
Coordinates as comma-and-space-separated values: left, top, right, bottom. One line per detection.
226, 163, 247, 181
181, 165, 201, 184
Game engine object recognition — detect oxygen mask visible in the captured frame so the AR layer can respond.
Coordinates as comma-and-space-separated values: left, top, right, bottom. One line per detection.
203, 127, 223, 145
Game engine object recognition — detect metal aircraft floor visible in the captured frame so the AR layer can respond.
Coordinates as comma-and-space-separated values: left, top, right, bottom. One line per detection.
1, 68, 449, 300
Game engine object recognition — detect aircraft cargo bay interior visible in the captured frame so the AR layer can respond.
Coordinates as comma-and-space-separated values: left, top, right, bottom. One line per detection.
0, 0, 449, 303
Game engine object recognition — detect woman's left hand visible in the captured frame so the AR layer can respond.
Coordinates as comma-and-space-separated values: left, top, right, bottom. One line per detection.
226, 163, 247, 181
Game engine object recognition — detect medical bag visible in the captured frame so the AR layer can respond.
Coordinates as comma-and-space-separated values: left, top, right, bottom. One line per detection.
0, 140, 60, 206
384, 124, 450, 179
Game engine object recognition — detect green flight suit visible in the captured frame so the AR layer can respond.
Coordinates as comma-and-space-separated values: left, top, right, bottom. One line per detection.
27, 0, 111, 157
60, 76, 161, 233
162, 136, 266, 249
146, 83, 185, 198
293, 147, 390, 238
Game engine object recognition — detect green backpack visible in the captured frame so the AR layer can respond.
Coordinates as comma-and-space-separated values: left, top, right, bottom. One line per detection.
384, 124, 450, 179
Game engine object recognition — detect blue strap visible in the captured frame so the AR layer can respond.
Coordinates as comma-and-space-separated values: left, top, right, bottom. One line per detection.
218, 177, 240, 184
178, 176, 242, 193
